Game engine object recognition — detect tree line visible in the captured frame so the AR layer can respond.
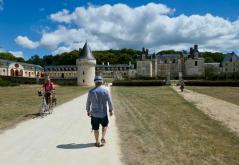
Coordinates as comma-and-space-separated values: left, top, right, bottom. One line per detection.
0, 49, 227, 66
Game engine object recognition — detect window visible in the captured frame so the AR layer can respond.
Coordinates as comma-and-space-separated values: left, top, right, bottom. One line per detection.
225, 68, 228, 71
233, 68, 236, 72
83, 71, 85, 75
195, 61, 198, 66
83, 80, 85, 83
3, 69, 5, 72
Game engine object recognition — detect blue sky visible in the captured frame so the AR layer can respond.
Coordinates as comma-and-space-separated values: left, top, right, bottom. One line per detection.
0, 0, 239, 59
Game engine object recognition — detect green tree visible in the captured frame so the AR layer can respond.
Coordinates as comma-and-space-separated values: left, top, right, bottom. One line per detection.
27, 55, 44, 66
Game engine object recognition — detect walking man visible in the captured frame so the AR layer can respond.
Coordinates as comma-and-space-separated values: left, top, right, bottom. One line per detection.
86, 76, 113, 147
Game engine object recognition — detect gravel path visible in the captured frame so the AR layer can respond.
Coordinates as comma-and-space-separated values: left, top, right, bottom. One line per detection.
0, 86, 122, 165
172, 86, 239, 136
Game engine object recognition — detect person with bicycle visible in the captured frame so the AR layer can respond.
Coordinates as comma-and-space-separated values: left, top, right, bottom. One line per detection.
180, 79, 185, 92
41, 76, 55, 106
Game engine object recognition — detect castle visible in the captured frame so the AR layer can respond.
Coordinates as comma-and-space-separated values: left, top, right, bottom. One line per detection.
1, 43, 239, 85
136, 45, 239, 79
137, 45, 205, 79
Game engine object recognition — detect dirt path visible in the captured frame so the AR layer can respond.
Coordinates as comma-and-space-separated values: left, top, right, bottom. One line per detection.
172, 86, 239, 136
0, 86, 122, 165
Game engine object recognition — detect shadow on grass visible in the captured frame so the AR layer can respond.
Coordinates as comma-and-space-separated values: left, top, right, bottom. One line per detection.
24, 113, 41, 119
56, 143, 95, 149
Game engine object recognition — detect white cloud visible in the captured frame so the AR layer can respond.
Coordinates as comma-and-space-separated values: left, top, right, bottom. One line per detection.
9, 51, 24, 58
16, 3, 239, 54
15, 36, 40, 49
0, 0, 4, 11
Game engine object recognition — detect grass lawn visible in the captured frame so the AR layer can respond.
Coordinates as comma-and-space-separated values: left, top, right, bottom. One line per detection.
0, 85, 89, 130
112, 86, 239, 164
186, 86, 239, 106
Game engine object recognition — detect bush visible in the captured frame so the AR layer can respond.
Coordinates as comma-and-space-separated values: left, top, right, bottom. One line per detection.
184, 80, 239, 87
0, 78, 19, 86
112, 80, 165, 86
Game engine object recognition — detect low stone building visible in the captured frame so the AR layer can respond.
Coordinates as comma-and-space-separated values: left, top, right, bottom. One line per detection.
0, 59, 44, 78
96, 62, 134, 78
44, 65, 77, 78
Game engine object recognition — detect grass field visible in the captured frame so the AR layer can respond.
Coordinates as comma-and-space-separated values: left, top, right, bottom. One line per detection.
0, 85, 89, 130
186, 86, 239, 106
112, 86, 239, 164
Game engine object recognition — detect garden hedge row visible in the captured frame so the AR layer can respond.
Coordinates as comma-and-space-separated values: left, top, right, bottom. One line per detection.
112, 80, 165, 86
184, 80, 239, 87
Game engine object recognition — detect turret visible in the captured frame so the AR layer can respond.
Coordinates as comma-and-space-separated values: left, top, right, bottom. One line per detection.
76, 42, 96, 86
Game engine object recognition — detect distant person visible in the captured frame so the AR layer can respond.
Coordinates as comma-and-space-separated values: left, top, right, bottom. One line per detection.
180, 79, 185, 92
41, 76, 55, 105
86, 76, 113, 147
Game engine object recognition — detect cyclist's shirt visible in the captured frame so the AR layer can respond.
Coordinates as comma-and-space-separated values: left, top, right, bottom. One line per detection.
43, 82, 54, 92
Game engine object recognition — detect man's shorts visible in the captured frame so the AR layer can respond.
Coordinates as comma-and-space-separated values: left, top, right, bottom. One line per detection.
91, 116, 109, 130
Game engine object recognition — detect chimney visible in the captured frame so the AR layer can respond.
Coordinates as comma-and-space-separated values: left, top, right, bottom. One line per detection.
107, 62, 109, 66
102, 62, 104, 65
142, 47, 145, 53
129, 61, 131, 66
194, 45, 198, 51
146, 49, 149, 55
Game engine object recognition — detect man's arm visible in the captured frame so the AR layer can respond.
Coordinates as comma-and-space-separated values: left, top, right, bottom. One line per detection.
86, 92, 91, 117
107, 91, 113, 116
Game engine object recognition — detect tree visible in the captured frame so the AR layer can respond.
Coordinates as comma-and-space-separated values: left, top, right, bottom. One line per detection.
201, 52, 225, 63
27, 55, 43, 66
0, 52, 24, 62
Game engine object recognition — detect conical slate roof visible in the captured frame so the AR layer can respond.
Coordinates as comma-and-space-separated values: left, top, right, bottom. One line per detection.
79, 42, 95, 60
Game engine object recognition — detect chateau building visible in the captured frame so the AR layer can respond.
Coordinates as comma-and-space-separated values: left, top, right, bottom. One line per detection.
222, 52, 239, 73
137, 45, 205, 79
0, 59, 44, 78
2, 44, 239, 82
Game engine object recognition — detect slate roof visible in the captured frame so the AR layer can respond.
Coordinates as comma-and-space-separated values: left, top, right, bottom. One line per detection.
79, 42, 96, 60
0, 58, 43, 69
223, 52, 239, 62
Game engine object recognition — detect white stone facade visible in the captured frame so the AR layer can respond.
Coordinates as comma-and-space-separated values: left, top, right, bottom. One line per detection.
0, 59, 44, 78
77, 59, 96, 86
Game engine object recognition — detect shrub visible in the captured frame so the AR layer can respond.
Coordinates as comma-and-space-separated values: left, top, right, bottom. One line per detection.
184, 80, 239, 87
112, 80, 165, 86
0, 78, 19, 86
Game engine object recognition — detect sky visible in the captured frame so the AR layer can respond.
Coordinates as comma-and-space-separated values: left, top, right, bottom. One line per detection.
0, 0, 239, 59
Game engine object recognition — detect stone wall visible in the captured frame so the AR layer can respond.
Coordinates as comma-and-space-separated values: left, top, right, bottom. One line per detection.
185, 58, 205, 77
136, 60, 152, 77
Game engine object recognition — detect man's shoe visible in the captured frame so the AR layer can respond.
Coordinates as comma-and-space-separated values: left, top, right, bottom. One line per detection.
101, 138, 106, 145
95, 143, 101, 147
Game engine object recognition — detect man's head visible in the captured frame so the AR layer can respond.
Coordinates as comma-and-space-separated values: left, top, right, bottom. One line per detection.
94, 76, 103, 86
45, 76, 51, 83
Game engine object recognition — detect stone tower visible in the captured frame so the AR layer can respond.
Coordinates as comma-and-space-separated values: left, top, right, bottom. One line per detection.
76, 42, 96, 86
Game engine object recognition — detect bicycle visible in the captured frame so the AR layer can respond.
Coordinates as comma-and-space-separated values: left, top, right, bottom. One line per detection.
38, 91, 56, 116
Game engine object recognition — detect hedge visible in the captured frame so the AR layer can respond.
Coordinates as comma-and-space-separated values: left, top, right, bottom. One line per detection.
0, 78, 19, 87
112, 80, 165, 86
184, 80, 239, 87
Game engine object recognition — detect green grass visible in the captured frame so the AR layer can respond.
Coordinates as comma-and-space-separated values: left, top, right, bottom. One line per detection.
0, 85, 89, 130
186, 86, 239, 106
112, 86, 239, 164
